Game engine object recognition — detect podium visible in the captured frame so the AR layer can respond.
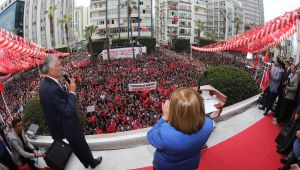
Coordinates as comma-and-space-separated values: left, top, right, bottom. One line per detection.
192, 85, 227, 119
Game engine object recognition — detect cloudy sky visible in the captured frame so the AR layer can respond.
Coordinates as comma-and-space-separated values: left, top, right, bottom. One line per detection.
0, 0, 299, 22
69, 0, 300, 22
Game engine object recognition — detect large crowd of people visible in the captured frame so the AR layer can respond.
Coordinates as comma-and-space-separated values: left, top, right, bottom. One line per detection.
0, 48, 252, 135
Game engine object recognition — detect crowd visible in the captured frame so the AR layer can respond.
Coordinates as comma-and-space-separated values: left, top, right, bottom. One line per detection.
0, 48, 253, 135
256, 57, 300, 170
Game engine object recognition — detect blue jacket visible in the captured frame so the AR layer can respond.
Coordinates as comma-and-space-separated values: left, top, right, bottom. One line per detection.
147, 117, 213, 170
269, 65, 284, 93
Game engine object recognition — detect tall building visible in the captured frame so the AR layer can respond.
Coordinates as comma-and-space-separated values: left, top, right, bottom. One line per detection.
24, 0, 75, 49
155, 0, 208, 45
0, 0, 25, 37
90, 0, 153, 40
74, 6, 90, 42
237, 0, 264, 25
207, 0, 244, 40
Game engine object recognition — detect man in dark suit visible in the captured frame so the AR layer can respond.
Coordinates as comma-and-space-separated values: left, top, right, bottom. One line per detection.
39, 56, 102, 169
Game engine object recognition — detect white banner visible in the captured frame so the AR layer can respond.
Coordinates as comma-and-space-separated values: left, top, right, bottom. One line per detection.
129, 82, 157, 92
101, 46, 147, 60
86, 105, 95, 113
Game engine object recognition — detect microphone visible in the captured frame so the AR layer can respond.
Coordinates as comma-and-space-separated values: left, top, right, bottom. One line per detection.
61, 71, 71, 84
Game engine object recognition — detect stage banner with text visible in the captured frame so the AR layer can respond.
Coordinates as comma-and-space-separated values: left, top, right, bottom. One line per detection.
129, 82, 157, 92
101, 46, 147, 60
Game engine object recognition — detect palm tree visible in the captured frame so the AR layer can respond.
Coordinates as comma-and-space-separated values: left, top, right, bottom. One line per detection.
45, 4, 58, 48
58, 14, 72, 52
105, 27, 115, 61
232, 17, 243, 35
121, 0, 137, 59
194, 20, 204, 46
207, 31, 218, 41
219, 9, 227, 39
150, 0, 153, 38
84, 25, 97, 54
118, 0, 121, 39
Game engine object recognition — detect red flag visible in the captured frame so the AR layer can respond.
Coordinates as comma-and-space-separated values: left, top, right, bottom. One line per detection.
263, 51, 269, 63
170, 85, 176, 91
261, 67, 270, 92
114, 95, 120, 101
252, 57, 259, 68
80, 90, 85, 97
96, 128, 102, 134
77, 73, 82, 83
108, 102, 114, 109
0, 83, 5, 94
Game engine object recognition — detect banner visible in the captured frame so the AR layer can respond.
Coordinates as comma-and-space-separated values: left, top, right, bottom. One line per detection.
86, 105, 95, 113
101, 46, 147, 60
129, 82, 157, 92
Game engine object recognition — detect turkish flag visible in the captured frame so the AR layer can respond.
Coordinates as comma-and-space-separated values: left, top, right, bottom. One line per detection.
96, 128, 102, 134
252, 57, 259, 68
0, 83, 5, 94
261, 67, 270, 92
114, 95, 120, 101
263, 51, 269, 63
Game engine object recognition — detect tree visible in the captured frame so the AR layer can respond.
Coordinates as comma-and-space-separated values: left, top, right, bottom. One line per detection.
219, 9, 227, 39
232, 16, 243, 35
207, 30, 218, 41
45, 4, 58, 48
84, 25, 97, 54
105, 27, 115, 61
121, 0, 137, 59
194, 20, 205, 46
58, 14, 72, 52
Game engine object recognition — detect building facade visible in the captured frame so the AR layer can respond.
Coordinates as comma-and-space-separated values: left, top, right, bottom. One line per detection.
207, 0, 244, 40
24, 0, 75, 49
90, 0, 153, 40
236, 0, 264, 25
155, 0, 208, 45
0, 0, 25, 37
74, 6, 90, 42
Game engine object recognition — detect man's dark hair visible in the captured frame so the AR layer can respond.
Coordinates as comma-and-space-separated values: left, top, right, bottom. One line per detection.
12, 118, 21, 128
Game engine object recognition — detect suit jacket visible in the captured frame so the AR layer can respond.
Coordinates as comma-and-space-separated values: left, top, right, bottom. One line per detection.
284, 73, 298, 100
147, 117, 213, 170
270, 65, 284, 93
9, 130, 35, 165
39, 76, 84, 141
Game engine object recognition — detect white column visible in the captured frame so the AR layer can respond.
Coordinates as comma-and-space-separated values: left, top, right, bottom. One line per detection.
294, 19, 300, 65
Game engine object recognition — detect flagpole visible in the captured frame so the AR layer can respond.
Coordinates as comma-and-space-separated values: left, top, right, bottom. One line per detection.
254, 67, 258, 80
259, 64, 268, 90
1, 92, 10, 118
190, 44, 192, 59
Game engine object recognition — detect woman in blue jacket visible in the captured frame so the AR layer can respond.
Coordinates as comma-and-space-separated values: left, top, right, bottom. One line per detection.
147, 87, 213, 170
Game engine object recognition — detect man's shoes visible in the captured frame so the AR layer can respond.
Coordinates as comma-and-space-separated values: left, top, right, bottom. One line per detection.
258, 106, 265, 110
90, 156, 102, 169
263, 111, 269, 116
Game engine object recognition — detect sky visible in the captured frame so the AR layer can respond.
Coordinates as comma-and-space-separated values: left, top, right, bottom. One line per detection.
0, 0, 299, 22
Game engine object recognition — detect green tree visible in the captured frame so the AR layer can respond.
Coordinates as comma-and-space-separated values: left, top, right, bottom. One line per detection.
121, 0, 137, 59
219, 9, 227, 39
194, 20, 205, 46
84, 25, 97, 54
58, 14, 72, 52
207, 30, 218, 41
200, 65, 259, 106
45, 4, 58, 48
232, 16, 243, 35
